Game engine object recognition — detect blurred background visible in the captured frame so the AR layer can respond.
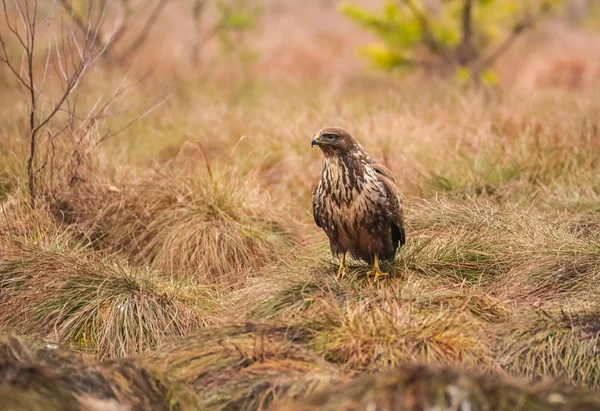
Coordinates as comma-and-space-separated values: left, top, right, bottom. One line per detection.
2, 0, 600, 212
2, 0, 600, 90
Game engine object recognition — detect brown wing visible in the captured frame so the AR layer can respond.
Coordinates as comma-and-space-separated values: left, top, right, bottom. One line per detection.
371, 163, 396, 183
372, 163, 406, 248
312, 183, 323, 228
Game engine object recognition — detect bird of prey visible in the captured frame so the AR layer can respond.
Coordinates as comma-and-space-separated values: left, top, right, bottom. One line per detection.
311, 127, 405, 281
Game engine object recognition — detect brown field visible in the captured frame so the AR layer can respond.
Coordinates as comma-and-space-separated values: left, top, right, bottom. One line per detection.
1, 0, 600, 410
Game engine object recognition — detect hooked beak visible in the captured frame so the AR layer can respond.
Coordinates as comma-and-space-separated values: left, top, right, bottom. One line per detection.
311, 133, 320, 147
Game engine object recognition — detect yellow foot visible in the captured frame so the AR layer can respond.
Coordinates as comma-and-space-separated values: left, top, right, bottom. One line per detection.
367, 253, 388, 283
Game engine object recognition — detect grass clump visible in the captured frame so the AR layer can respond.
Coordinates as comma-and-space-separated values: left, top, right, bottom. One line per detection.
68, 169, 295, 287
495, 251, 600, 306
401, 198, 600, 306
242, 251, 505, 374
150, 322, 346, 411
0, 333, 198, 410
273, 363, 600, 411
242, 249, 358, 322
0, 237, 218, 359
307, 291, 493, 372
498, 309, 600, 389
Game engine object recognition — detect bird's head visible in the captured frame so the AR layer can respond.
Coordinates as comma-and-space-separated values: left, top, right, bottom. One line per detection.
311, 127, 359, 156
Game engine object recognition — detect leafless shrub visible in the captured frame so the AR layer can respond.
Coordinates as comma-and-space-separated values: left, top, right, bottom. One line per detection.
0, 0, 166, 207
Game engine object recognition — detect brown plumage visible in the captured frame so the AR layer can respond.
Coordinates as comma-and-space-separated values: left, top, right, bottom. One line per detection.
311, 127, 406, 281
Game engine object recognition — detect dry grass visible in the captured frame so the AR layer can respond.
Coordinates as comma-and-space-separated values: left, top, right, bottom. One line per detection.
498, 309, 600, 388
273, 363, 600, 411
149, 323, 348, 411
59, 168, 296, 288
3, 81, 600, 403
241, 250, 502, 373
0, 234, 219, 359
0, 333, 198, 410
2, 2, 600, 408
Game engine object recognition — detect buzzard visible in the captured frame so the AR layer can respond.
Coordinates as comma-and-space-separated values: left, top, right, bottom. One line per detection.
311, 127, 405, 281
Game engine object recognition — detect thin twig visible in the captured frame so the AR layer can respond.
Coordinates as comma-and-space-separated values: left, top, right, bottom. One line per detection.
475, 2, 551, 73
118, 0, 170, 63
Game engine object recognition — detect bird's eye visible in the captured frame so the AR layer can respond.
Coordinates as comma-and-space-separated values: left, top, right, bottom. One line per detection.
322, 133, 337, 141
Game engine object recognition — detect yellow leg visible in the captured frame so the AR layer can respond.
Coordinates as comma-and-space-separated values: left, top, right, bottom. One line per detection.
335, 252, 347, 280
368, 253, 388, 283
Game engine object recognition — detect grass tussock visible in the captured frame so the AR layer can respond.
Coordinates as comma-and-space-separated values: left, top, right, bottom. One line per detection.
65, 169, 296, 287
0, 333, 198, 410
0, 237, 218, 359
273, 363, 600, 411
149, 323, 347, 411
402, 199, 600, 306
241, 251, 507, 373
306, 290, 494, 372
498, 309, 600, 388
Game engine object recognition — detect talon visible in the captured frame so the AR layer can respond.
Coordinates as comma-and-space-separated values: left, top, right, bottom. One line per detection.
368, 253, 388, 283
372, 269, 388, 283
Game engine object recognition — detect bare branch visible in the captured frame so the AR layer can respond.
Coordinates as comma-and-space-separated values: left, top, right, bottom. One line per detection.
0, 34, 34, 91
3, 1, 29, 51
39, 34, 53, 91
39, 0, 57, 26
456, 0, 477, 66
475, 2, 551, 73
58, 0, 110, 58
1, 0, 100, 206
118, 0, 170, 63
402, 0, 451, 64
97, 93, 170, 145
13, 1, 32, 49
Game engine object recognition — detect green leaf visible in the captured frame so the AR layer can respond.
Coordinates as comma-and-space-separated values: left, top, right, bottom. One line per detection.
481, 68, 500, 86
455, 66, 471, 84
383, 2, 399, 20
224, 12, 255, 29
360, 44, 410, 70
340, 0, 554, 76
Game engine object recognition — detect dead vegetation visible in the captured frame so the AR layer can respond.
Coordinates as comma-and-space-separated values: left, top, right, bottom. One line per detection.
1, 0, 600, 409
0, 333, 198, 410
0, 234, 220, 359
2, 86, 600, 405
498, 309, 600, 388
273, 363, 600, 411
58, 169, 296, 287
149, 323, 346, 411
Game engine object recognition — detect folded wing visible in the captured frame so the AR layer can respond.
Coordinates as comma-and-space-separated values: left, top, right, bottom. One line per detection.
312, 184, 323, 228
371, 163, 406, 249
